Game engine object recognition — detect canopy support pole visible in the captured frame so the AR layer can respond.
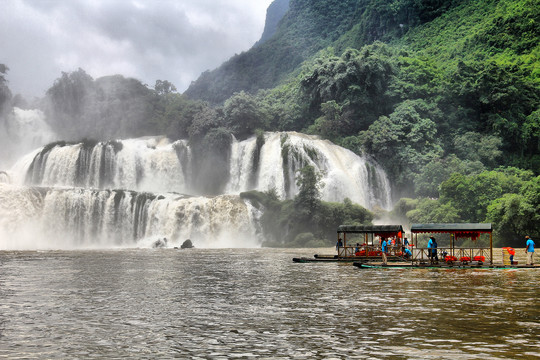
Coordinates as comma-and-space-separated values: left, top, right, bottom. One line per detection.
490, 232, 493, 264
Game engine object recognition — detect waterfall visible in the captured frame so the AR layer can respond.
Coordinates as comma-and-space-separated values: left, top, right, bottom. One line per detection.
0, 108, 56, 169
11, 132, 391, 209
2, 131, 393, 249
226, 132, 392, 209
0, 183, 262, 250
0, 171, 10, 184
19, 137, 189, 194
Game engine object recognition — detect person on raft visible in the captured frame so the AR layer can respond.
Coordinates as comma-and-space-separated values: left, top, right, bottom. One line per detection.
525, 235, 535, 265
427, 236, 438, 264
336, 238, 343, 252
381, 237, 388, 265
403, 247, 412, 260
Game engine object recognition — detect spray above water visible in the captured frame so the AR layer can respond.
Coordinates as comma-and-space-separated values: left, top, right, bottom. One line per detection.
0, 183, 262, 250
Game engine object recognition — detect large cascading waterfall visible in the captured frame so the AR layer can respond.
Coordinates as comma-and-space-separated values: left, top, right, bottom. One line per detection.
12, 132, 391, 209
2, 131, 392, 249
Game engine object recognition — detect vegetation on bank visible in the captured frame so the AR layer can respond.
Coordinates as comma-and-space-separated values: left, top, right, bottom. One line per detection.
241, 165, 374, 247
0, 0, 538, 246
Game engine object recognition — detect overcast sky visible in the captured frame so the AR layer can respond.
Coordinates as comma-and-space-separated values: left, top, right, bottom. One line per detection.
0, 0, 275, 97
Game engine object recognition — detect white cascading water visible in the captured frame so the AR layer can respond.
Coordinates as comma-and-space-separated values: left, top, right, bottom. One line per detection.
0, 108, 56, 169
2, 131, 392, 250
11, 132, 392, 209
0, 183, 262, 250
226, 132, 392, 209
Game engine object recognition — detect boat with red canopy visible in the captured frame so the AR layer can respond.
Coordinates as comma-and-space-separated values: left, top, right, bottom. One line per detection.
409, 223, 493, 265
293, 225, 406, 263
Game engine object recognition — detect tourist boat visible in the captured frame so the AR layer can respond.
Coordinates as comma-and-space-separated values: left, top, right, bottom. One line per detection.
292, 225, 406, 263
354, 223, 539, 269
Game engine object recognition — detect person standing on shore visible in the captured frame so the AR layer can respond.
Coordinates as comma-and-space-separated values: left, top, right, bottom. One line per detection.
525, 235, 535, 265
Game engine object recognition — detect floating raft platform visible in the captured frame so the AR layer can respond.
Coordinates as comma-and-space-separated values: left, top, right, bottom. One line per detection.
292, 254, 402, 263
353, 262, 540, 270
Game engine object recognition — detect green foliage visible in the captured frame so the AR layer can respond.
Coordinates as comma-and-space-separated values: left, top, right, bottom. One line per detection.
243, 189, 373, 248
190, 127, 233, 195
414, 155, 485, 198
157, 94, 207, 140
453, 132, 503, 168
300, 43, 397, 132
223, 91, 263, 139
185, 0, 374, 104
486, 175, 540, 244
439, 168, 533, 222
154, 80, 177, 95
392, 168, 538, 245
187, 106, 224, 143
406, 198, 461, 223
294, 165, 323, 219
45, 70, 158, 140
361, 99, 444, 189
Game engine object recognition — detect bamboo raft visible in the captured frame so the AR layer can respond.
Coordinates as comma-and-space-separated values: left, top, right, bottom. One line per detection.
354, 262, 540, 270
293, 223, 537, 269
293, 254, 402, 263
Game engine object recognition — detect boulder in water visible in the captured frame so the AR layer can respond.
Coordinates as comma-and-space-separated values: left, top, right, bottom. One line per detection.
152, 237, 168, 248
180, 239, 194, 249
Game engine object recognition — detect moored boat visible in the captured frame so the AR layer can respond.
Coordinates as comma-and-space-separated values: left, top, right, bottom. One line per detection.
293, 224, 407, 263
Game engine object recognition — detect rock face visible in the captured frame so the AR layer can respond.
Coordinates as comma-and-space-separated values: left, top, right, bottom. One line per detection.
256, 0, 290, 46
181, 239, 194, 249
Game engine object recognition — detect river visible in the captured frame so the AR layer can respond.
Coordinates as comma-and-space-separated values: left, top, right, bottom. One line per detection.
0, 248, 538, 359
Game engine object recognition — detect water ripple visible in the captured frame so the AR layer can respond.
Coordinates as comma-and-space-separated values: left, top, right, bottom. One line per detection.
0, 248, 539, 359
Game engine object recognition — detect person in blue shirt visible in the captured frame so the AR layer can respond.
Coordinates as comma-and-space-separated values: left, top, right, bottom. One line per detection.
336, 238, 343, 252
401, 237, 410, 254
525, 235, 535, 265
381, 237, 388, 265
403, 247, 412, 260
427, 236, 438, 264
403, 237, 409, 247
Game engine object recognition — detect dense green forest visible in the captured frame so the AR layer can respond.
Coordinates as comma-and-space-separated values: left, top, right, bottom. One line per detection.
1, 0, 538, 246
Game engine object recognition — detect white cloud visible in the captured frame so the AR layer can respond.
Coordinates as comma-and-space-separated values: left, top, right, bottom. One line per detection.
0, 0, 274, 97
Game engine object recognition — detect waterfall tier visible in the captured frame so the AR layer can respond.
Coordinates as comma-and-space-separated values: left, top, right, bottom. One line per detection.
0, 183, 261, 250
12, 132, 391, 210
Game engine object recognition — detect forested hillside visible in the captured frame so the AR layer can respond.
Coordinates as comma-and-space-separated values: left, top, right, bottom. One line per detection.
184, 0, 539, 245
1, 0, 538, 246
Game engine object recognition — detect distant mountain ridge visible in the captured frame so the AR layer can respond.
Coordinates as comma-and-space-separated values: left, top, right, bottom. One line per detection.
185, 0, 369, 103
184, 0, 467, 104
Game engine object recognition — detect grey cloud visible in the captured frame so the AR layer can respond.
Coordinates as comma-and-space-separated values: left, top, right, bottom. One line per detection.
2, 0, 273, 97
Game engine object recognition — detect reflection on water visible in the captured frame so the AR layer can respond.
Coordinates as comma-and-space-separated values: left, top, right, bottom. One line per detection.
0, 248, 538, 359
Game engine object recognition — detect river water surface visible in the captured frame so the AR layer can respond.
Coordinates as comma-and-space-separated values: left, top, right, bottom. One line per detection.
0, 248, 538, 359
